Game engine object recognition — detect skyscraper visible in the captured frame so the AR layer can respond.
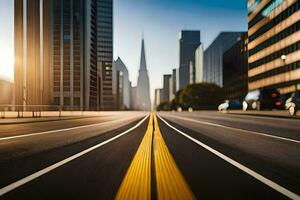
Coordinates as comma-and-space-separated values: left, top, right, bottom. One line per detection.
113, 69, 124, 110
136, 39, 151, 111
114, 57, 131, 109
130, 85, 137, 110
248, 0, 300, 94
172, 69, 177, 95
223, 33, 248, 101
194, 43, 204, 83
154, 88, 163, 109
50, 0, 98, 110
162, 74, 172, 103
14, 0, 51, 107
204, 32, 244, 86
97, 0, 114, 110
179, 30, 201, 90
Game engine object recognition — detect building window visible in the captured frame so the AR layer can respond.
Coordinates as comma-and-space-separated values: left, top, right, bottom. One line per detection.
64, 34, 71, 40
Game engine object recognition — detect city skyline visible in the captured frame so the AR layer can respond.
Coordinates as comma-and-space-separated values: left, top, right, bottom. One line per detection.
0, 0, 247, 103
0, 1, 299, 199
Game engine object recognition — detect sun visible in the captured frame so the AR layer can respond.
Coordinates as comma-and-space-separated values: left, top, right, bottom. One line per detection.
0, 47, 14, 82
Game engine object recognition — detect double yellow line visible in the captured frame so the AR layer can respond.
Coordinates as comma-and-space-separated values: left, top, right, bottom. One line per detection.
115, 113, 196, 200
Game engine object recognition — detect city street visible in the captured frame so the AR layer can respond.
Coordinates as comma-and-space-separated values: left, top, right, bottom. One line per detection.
1, 0, 299, 199
0, 111, 299, 200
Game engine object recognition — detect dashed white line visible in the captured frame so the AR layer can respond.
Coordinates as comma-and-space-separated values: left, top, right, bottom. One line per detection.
162, 114, 300, 144
0, 114, 149, 197
157, 114, 300, 200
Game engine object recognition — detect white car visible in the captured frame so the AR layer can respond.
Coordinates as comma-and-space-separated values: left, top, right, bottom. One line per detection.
218, 100, 242, 111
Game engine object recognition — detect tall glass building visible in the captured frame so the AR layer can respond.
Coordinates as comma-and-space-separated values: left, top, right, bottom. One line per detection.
223, 33, 248, 101
114, 57, 131, 109
96, 0, 114, 110
248, 0, 300, 94
179, 30, 201, 90
50, 0, 98, 110
162, 74, 172, 103
203, 32, 243, 87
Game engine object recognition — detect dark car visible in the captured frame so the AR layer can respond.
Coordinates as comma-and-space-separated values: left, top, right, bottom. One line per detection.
285, 91, 300, 115
276, 93, 292, 110
243, 89, 281, 111
218, 100, 242, 111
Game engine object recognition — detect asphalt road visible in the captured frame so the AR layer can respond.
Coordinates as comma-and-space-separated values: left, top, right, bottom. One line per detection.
0, 111, 299, 200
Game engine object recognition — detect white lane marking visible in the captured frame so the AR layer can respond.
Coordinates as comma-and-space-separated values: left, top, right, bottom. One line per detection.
0, 115, 149, 197
157, 114, 300, 200
0, 115, 141, 141
161, 114, 300, 144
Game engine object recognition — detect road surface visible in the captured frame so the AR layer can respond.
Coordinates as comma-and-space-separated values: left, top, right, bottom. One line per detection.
0, 111, 299, 200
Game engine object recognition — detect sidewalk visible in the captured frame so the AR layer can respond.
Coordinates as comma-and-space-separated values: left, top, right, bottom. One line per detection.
0, 116, 87, 125
226, 110, 300, 119
0, 111, 115, 124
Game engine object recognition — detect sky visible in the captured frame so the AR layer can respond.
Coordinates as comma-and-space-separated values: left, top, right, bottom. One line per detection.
0, 0, 247, 101
0, 0, 14, 82
114, 0, 247, 102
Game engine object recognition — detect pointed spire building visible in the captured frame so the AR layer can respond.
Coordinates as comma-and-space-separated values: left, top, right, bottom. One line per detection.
136, 39, 151, 111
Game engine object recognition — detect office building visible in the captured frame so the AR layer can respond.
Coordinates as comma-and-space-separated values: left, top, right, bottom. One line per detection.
130, 85, 137, 110
204, 32, 244, 86
169, 75, 175, 101
50, 0, 98, 110
189, 61, 194, 84
114, 57, 131, 109
111, 61, 117, 109
14, 0, 51, 107
97, 0, 114, 110
114, 70, 124, 110
248, 0, 300, 94
194, 43, 204, 83
172, 69, 178, 95
189, 44, 204, 85
223, 33, 248, 101
136, 39, 151, 111
162, 74, 172, 102
154, 88, 163, 109
179, 30, 201, 90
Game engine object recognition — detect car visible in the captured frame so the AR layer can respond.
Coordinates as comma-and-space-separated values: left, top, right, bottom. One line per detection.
218, 100, 242, 111
285, 91, 300, 116
243, 88, 281, 111
275, 93, 291, 110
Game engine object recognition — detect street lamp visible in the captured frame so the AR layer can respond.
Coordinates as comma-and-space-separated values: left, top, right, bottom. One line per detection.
281, 54, 287, 62
280, 54, 297, 90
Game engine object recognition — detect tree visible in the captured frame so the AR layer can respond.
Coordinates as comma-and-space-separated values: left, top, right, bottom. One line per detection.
179, 83, 224, 110
170, 89, 182, 110
157, 101, 171, 111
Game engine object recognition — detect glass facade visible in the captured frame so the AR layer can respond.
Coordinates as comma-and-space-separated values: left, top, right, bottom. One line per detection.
223, 33, 248, 101
154, 88, 163, 108
172, 69, 177, 95
51, 0, 98, 110
52, 0, 83, 108
162, 74, 172, 103
203, 32, 244, 87
179, 30, 201, 90
96, 0, 114, 110
248, 0, 300, 94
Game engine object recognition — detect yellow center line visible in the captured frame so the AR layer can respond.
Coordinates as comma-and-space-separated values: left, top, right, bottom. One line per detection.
115, 113, 153, 200
153, 113, 196, 200
115, 113, 196, 200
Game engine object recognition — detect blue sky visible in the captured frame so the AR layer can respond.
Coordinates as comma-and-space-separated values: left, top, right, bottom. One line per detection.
0, 0, 247, 101
114, 0, 247, 101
